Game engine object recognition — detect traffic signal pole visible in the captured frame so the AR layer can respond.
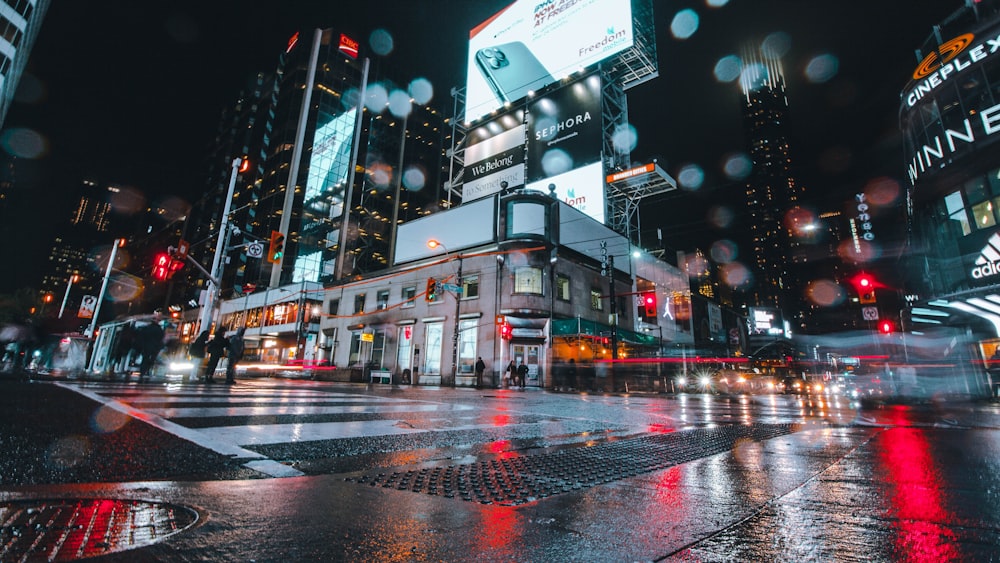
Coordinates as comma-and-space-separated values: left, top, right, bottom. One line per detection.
198, 157, 241, 333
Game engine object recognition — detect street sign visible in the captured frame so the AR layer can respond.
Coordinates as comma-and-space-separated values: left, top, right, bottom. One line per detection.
441, 283, 462, 293
247, 242, 264, 259
361, 333, 374, 342
862, 306, 879, 321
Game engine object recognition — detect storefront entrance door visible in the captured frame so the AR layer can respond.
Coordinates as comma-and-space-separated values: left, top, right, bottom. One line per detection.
511, 344, 541, 387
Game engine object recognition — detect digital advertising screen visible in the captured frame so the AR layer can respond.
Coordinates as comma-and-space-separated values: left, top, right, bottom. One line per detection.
463, 124, 526, 202
525, 73, 605, 223
465, 0, 634, 121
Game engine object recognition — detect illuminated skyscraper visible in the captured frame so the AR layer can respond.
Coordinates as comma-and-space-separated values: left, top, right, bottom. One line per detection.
0, 0, 50, 127
738, 43, 805, 321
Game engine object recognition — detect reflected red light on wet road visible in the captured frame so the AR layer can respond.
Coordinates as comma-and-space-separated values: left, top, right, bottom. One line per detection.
647, 423, 675, 434
481, 505, 522, 553
879, 427, 957, 560
487, 439, 510, 454
492, 414, 511, 427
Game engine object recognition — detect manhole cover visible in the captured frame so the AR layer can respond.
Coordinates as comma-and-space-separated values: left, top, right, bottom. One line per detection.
1, 498, 198, 561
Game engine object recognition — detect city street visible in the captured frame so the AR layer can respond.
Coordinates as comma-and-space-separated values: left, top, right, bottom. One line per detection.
3, 375, 1000, 561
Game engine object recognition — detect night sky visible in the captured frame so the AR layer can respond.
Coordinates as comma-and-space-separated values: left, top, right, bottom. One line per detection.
0, 0, 961, 292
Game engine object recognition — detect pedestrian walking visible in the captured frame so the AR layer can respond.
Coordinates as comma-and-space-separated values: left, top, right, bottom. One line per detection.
136, 319, 165, 379
225, 328, 245, 384
203, 329, 228, 383
505, 360, 516, 387
475, 356, 486, 388
517, 361, 528, 389
188, 330, 209, 382
567, 358, 577, 391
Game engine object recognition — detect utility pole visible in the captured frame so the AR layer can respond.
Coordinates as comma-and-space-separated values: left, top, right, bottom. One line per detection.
199, 157, 242, 333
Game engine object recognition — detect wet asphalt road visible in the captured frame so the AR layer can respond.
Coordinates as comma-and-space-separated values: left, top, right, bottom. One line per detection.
3, 374, 1000, 561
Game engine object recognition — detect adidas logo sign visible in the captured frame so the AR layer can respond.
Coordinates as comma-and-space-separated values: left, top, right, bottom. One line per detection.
972, 232, 1000, 279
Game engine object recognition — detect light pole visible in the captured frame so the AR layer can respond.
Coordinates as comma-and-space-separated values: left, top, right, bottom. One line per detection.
428, 239, 461, 387
58, 275, 79, 319
87, 238, 125, 338
199, 157, 243, 333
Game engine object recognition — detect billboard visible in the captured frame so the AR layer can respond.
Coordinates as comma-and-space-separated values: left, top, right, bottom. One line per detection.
463, 122, 526, 202
749, 307, 784, 336
525, 73, 605, 223
466, 0, 634, 121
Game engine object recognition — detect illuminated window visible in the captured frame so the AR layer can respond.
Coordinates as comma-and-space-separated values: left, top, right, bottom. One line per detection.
353, 293, 366, 314
945, 191, 971, 236
556, 275, 571, 301
514, 267, 542, 294
591, 289, 603, 311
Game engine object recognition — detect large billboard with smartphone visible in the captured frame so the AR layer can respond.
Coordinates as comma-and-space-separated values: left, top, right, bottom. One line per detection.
466, 0, 634, 121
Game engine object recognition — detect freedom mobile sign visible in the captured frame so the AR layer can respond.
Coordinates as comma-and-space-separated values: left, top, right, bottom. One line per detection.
465, 0, 633, 121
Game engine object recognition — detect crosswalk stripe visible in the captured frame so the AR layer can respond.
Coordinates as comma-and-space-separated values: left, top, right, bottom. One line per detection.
58, 380, 483, 478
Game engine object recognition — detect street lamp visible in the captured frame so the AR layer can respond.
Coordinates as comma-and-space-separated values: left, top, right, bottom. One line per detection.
428, 238, 461, 387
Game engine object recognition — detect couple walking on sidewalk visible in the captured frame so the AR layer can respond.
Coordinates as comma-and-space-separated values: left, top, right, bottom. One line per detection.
190, 328, 244, 384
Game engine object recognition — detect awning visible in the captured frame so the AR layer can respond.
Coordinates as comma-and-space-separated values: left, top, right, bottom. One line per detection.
551, 318, 658, 346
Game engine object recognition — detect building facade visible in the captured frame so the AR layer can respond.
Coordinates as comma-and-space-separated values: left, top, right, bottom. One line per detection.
900, 0, 1000, 397
0, 0, 48, 127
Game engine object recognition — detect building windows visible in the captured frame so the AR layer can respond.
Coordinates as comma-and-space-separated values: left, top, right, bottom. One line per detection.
376, 289, 390, 310
424, 322, 443, 374
945, 191, 971, 236
591, 289, 603, 311
514, 267, 542, 294
401, 285, 416, 308
353, 293, 366, 314
461, 274, 479, 299
458, 319, 477, 373
328, 298, 339, 316
556, 275, 571, 301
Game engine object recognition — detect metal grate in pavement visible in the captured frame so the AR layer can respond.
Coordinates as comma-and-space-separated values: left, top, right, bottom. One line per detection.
0, 499, 198, 562
349, 423, 797, 506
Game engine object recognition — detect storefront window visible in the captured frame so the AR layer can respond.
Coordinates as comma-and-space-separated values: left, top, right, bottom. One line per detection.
424, 322, 443, 374
458, 319, 477, 373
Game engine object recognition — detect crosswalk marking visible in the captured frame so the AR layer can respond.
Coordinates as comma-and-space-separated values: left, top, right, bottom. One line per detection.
57, 380, 485, 478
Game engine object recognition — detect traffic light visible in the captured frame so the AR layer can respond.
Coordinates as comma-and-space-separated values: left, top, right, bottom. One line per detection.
500, 321, 511, 339
268, 230, 285, 264
852, 273, 877, 303
152, 253, 171, 280
643, 292, 657, 318
426, 277, 437, 302
879, 320, 894, 334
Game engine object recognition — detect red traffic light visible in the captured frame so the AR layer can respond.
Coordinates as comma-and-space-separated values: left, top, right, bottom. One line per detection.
879, 320, 894, 334
500, 322, 511, 339
643, 292, 657, 318
152, 253, 171, 280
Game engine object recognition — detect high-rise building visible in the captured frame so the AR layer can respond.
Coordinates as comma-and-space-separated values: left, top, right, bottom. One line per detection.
0, 0, 50, 128
180, 29, 451, 315
738, 42, 806, 322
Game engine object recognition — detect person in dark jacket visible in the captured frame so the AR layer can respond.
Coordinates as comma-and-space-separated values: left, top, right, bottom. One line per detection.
475, 357, 486, 388
136, 320, 165, 379
188, 330, 209, 382
516, 361, 528, 389
203, 329, 228, 383
225, 328, 245, 384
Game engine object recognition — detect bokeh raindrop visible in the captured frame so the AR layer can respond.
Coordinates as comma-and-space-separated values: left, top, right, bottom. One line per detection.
805, 279, 845, 307
670, 9, 700, 40
388, 89, 413, 118
761, 32, 791, 59
365, 83, 389, 112
710, 239, 738, 263
805, 54, 839, 83
91, 405, 130, 433
714, 55, 742, 83
677, 163, 704, 190
408, 77, 434, 105
403, 165, 426, 190
0, 127, 47, 159
541, 148, 573, 176
369, 28, 394, 56
722, 152, 752, 180
612, 123, 638, 153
